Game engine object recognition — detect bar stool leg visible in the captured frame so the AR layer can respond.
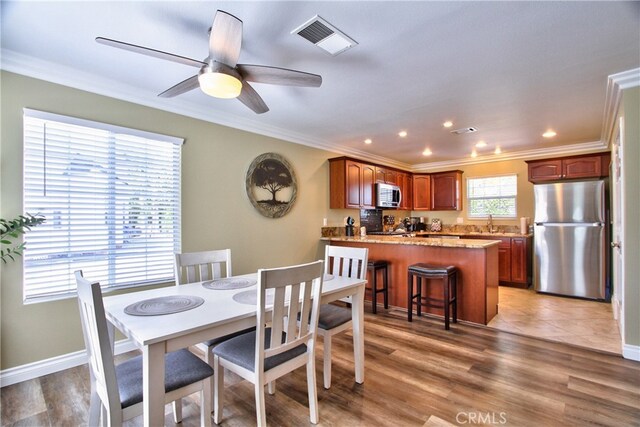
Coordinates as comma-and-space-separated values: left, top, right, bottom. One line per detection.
416, 276, 422, 317
407, 271, 413, 322
383, 265, 389, 309
371, 267, 377, 314
452, 273, 458, 324
444, 274, 450, 330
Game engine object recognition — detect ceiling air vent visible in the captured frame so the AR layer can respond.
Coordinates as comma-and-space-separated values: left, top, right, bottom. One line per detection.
291, 15, 358, 56
450, 127, 478, 135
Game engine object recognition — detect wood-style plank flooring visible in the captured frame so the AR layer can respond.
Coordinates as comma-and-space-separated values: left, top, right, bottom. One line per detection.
2, 308, 639, 426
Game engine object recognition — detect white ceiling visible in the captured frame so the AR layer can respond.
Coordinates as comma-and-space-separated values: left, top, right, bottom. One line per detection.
2, 1, 639, 170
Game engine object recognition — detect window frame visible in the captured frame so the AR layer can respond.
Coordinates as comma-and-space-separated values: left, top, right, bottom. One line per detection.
466, 173, 518, 219
22, 108, 184, 304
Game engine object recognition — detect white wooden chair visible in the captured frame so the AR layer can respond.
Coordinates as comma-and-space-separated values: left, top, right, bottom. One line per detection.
174, 249, 232, 285
212, 260, 325, 426
75, 271, 214, 427
319, 245, 368, 389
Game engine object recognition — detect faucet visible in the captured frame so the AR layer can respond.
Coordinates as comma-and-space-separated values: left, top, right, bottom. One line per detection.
487, 214, 496, 233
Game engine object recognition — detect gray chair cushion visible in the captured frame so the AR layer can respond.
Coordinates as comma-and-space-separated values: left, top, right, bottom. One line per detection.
212, 328, 307, 372
203, 327, 256, 347
318, 304, 352, 330
115, 348, 214, 409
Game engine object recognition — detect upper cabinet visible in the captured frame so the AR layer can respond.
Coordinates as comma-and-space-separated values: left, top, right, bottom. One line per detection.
396, 171, 413, 210
526, 152, 610, 183
412, 174, 431, 211
375, 166, 397, 185
431, 171, 463, 211
330, 158, 376, 209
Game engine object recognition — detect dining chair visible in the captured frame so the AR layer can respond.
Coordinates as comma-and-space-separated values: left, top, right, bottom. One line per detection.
75, 271, 214, 427
319, 245, 368, 389
212, 260, 325, 426
174, 249, 232, 285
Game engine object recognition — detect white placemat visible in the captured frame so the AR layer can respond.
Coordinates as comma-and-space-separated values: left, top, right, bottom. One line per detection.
202, 277, 257, 290
233, 290, 274, 306
124, 295, 204, 316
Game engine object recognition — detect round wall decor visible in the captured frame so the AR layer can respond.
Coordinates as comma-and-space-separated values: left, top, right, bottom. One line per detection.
245, 153, 298, 218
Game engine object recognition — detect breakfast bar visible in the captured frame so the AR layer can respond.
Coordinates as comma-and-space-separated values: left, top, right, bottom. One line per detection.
321, 235, 500, 325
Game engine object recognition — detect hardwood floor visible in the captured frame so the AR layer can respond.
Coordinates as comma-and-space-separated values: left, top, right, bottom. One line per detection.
2, 308, 639, 426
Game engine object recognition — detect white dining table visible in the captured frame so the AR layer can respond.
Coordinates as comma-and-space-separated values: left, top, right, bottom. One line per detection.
102, 273, 366, 427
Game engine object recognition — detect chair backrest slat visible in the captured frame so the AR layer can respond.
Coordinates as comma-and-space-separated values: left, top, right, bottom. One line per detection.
174, 249, 232, 285
257, 261, 324, 364
325, 246, 368, 280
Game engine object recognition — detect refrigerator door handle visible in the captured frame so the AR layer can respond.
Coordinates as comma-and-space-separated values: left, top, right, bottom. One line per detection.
536, 222, 603, 227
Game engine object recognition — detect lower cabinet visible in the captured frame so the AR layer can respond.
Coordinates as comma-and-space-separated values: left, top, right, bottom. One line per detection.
468, 235, 532, 288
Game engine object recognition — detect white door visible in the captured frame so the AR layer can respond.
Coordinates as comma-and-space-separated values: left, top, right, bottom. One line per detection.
611, 117, 624, 338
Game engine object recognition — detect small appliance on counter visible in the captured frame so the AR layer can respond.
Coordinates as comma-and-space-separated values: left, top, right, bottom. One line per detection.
345, 216, 355, 236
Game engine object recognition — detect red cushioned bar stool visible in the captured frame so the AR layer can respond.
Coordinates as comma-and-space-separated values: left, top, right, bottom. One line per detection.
367, 260, 389, 314
407, 263, 458, 330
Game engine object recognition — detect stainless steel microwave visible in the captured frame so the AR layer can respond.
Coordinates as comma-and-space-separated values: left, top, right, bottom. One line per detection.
376, 183, 401, 208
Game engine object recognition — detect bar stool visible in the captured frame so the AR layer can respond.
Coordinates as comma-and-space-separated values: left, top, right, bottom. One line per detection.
367, 260, 389, 314
407, 263, 458, 329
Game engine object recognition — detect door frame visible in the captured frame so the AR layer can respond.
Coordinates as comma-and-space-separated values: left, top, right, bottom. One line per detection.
611, 117, 625, 340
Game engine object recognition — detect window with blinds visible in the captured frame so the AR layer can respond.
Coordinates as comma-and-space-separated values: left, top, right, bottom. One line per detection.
467, 174, 517, 219
23, 109, 183, 303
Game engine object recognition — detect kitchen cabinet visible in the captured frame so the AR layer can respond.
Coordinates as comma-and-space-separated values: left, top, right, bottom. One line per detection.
375, 166, 397, 184
396, 171, 412, 209
526, 152, 610, 183
430, 171, 463, 211
329, 158, 376, 209
412, 174, 431, 211
466, 235, 532, 288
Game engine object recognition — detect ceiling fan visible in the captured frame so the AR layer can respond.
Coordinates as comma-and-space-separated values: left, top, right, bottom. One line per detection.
96, 10, 322, 114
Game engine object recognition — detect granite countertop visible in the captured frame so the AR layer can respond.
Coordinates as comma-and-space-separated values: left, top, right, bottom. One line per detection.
414, 231, 534, 238
320, 235, 500, 249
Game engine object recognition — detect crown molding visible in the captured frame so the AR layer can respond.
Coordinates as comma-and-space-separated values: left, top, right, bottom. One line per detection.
601, 68, 640, 148
410, 140, 606, 172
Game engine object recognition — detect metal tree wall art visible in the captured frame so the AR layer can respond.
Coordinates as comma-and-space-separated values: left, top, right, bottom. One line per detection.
246, 153, 297, 218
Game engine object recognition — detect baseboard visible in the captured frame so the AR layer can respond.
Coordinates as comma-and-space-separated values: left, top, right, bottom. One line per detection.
622, 342, 640, 362
0, 339, 138, 387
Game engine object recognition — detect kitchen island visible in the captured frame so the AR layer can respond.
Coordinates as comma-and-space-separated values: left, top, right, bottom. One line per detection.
320, 235, 500, 325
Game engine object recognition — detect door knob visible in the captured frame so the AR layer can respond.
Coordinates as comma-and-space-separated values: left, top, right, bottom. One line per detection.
611, 242, 621, 249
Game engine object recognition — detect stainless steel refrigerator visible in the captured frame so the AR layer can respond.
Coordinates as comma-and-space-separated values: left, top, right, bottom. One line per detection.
533, 180, 606, 299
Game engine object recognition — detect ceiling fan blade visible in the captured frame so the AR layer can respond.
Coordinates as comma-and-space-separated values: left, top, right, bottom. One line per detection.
96, 37, 206, 69
158, 75, 200, 98
237, 64, 322, 87
237, 81, 269, 114
209, 10, 243, 67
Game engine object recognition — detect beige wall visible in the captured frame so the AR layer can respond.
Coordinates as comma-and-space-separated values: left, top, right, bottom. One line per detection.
621, 86, 639, 348
0, 72, 338, 369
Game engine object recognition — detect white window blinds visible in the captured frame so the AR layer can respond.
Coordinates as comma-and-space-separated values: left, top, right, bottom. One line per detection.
23, 109, 183, 303
467, 174, 517, 218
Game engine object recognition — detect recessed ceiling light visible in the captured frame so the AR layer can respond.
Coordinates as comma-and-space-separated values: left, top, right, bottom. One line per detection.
475, 141, 487, 148
543, 130, 557, 138
443, 121, 453, 128
422, 148, 432, 156
398, 130, 407, 138
494, 146, 502, 154
364, 138, 372, 144
471, 150, 478, 158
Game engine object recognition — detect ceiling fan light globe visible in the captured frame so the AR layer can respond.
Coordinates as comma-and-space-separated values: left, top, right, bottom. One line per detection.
198, 71, 242, 99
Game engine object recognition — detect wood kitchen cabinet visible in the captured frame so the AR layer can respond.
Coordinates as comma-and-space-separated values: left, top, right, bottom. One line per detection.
396, 171, 412, 209
329, 158, 376, 209
412, 174, 431, 210
526, 152, 610, 183
430, 170, 463, 211
467, 235, 532, 288
375, 166, 397, 184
